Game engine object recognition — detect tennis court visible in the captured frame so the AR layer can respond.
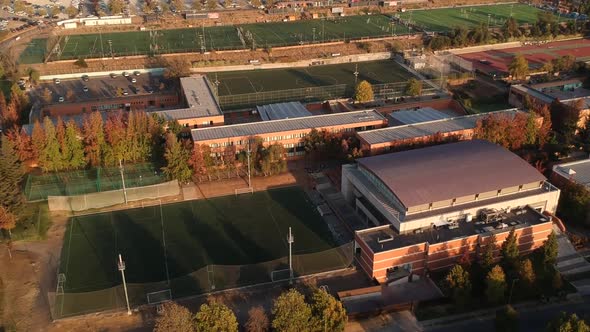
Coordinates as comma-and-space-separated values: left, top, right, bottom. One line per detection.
59, 187, 341, 296
241, 15, 409, 47
398, 3, 566, 32
211, 59, 415, 96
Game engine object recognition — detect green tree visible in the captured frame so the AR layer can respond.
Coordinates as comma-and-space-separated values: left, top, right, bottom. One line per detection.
486, 265, 507, 305
543, 231, 558, 267
525, 112, 538, 146
404, 78, 422, 97
509, 54, 529, 81
547, 312, 590, 332
495, 305, 519, 332
518, 258, 535, 287
557, 182, 590, 227
0, 135, 25, 217
154, 302, 194, 332
64, 120, 86, 169
162, 133, 192, 183
501, 228, 519, 271
353, 80, 373, 103
40, 117, 62, 172
272, 289, 312, 332
192, 0, 202, 10
480, 233, 497, 272
310, 288, 347, 332
194, 301, 238, 332
65, 5, 79, 17
445, 264, 472, 308
246, 306, 269, 332
207, 0, 216, 10
502, 17, 520, 39
108, 0, 124, 13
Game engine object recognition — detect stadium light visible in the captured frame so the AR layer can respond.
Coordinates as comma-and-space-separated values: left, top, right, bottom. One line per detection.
118, 254, 132, 315
288, 227, 294, 284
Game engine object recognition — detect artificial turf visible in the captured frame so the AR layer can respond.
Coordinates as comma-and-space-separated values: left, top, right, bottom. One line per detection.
398, 3, 567, 32
59, 187, 335, 293
210, 59, 415, 96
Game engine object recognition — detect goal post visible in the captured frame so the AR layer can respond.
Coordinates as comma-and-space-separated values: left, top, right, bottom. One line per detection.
147, 289, 172, 305
235, 187, 254, 196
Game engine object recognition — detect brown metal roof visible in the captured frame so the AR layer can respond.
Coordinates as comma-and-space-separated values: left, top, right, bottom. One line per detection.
356, 140, 546, 209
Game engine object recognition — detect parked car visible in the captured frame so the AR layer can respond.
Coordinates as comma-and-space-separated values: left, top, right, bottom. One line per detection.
54, 78, 60, 84
131, 78, 136, 83
82, 85, 88, 92
123, 71, 129, 77
133, 71, 140, 76
58, 96, 64, 102
110, 73, 117, 78
82, 74, 89, 82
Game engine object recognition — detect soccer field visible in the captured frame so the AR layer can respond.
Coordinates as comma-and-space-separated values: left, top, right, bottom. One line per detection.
56, 187, 347, 316
398, 3, 565, 32
211, 60, 414, 96
241, 15, 409, 47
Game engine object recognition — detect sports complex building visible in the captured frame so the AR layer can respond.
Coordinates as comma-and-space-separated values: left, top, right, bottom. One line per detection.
341, 140, 560, 282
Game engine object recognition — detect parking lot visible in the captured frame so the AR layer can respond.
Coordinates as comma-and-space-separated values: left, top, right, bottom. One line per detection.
30, 72, 177, 104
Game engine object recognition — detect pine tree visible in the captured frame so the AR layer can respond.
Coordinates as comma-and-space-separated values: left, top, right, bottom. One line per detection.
0, 91, 6, 126
40, 117, 62, 172
518, 258, 536, 287
6, 127, 32, 162
445, 264, 472, 308
543, 231, 558, 268
30, 120, 45, 164
2, 98, 18, 128
310, 288, 347, 332
103, 112, 128, 166
162, 133, 192, 183
65, 120, 85, 169
480, 233, 497, 271
190, 144, 207, 179
82, 112, 106, 167
501, 228, 520, 271
0, 135, 25, 215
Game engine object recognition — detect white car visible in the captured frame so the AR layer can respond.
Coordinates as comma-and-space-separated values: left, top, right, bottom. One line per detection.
123, 71, 130, 77
58, 96, 64, 102
133, 71, 141, 76
54, 78, 60, 84
131, 78, 136, 83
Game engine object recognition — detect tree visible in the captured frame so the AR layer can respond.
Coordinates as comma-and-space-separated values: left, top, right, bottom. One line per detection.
486, 265, 507, 305
480, 233, 497, 272
64, 120, 86, 169
31, 120, 45, 164
39, 117, 63, 171
557, 182, 590, 227
171, 0, 184, 11
207, 0, 216, 10
0, 206, 16, 238
246, 306, 269, 332
495, 305, 519, 332
2, 99, 18, 128
0, 135, 25, 216
353, 80, 373, 103
66, 89, 76, 102
310, 288, 347, 332
518, 258, 535, 287
194, 301, 238, 332
192, 0, 202, 10
547, 312, 590, 332
162, 132, 192, 183
444, 264, 472, 308
404, 78, 422, 97
509, 54, 529, 81
65, 5, 79, 18
82, 112, 106, 167
74, 57, 88, 68
164, 58, 192, 78
250, 0, 261, 7
502, 17, 520, 39
272, 289, 312, 332
153, 302, 194, 332
501, 228, 519, 271
542, 231, 558, 268
108, 0, 124, 13
7, 127, 32, 162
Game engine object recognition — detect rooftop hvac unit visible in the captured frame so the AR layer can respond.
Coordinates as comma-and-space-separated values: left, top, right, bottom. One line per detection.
465, 214, 473, 222
377, 234, 394, 243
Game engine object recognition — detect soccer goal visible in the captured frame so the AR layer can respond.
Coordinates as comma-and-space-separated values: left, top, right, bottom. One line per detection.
235, 187, 254, 196
270, 269, 291, 282
147, 289, 172, 305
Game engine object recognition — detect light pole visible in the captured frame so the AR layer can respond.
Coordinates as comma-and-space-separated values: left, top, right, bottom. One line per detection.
118, 254, 132, 315
353, 64, 359, 84
119, 159, 128, 204
247, 140, 252, 189
508, 278, 519, 304
287, 227, 294, 284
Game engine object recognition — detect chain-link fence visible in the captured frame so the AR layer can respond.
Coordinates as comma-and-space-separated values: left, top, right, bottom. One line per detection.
49, 242, 354, 319
47, 180, 180, 212
24, 163, 164, 202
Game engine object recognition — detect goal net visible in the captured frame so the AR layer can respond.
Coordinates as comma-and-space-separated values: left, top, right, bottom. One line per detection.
270, 269, 291, 282
147, 289, 172, 305
235, 187, 254, 196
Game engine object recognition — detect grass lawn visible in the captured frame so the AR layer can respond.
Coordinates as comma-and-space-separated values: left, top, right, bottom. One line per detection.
59, 187, 336, 293
241, 15, 409, 48
399, 4, 565, 32
210, 60, 414, 96
0, 203, 51, 242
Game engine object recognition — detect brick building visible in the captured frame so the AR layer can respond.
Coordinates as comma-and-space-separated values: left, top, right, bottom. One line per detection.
341, 140, 560, 283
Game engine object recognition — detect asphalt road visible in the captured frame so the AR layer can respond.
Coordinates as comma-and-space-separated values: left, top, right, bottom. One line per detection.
426, 296, 590, 332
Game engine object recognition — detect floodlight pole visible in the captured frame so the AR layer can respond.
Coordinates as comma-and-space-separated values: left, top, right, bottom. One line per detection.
118, 254, 132, 315
247, 140, 252, 189
119, 159, 128, 204
353, 64, 359, 84
287, 227, 294, 284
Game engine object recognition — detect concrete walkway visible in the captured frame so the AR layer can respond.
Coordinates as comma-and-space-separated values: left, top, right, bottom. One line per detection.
554, 227, 590, 295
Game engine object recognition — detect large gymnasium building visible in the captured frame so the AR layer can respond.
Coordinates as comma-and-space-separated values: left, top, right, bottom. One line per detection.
341, 140, 561, 283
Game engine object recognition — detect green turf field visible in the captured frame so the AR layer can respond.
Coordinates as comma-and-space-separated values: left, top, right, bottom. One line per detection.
398, 3, 566, 32
19, 38, 47, 64
59, 187, 336, 293
210, 59, 414, 96
241, 14, 409, 47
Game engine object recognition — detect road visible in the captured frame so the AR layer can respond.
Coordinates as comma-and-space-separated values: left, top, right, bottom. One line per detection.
425, 296, 590, 332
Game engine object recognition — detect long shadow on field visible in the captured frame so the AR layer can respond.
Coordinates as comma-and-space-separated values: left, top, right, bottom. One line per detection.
286, 68, 335, 87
